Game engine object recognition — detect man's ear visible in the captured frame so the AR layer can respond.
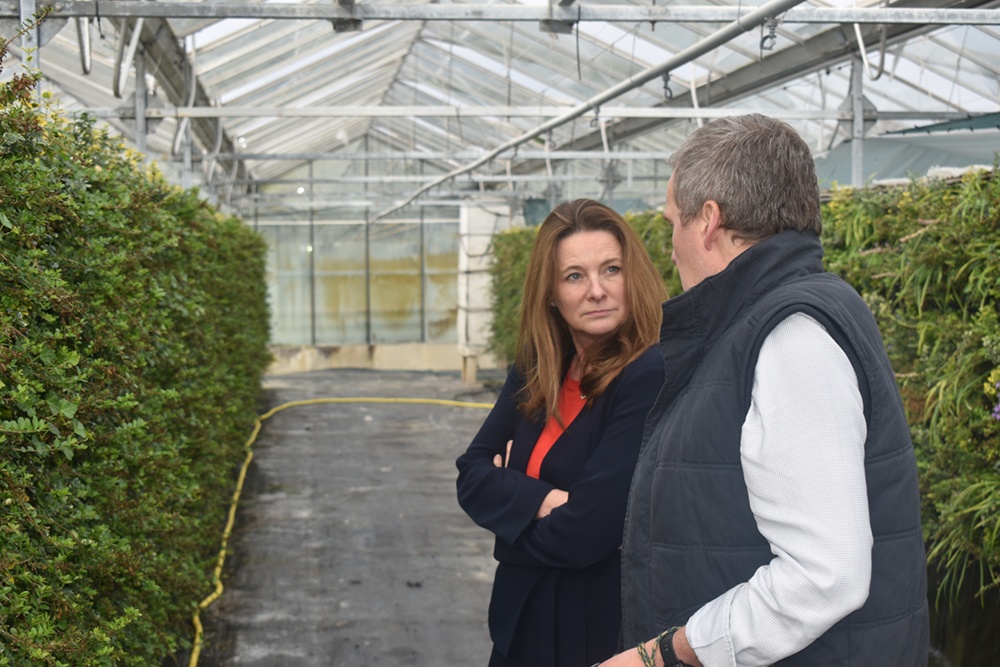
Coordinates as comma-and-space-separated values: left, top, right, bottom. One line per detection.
699, 200, 724, 252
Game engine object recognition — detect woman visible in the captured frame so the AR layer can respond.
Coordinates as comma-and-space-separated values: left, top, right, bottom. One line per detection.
456, 199, 666, 667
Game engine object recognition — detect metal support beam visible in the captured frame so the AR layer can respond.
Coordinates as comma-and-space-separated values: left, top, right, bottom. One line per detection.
182, 120, 192, 189
217, 174, 666, 186
511, 0, 1000, 175
89, 105, 981, 122
851, 55, 864, 188
108, 16, 251, 200
134, 46, 146, 157
184, 151, 676, 161
308, 160, 316, 346
13, 2, 1000, 24
373, 0, 840, 220
19, 0, 36, 59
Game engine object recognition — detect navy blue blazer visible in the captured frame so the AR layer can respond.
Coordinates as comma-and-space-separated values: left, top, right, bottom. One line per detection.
456, 345, 664, 665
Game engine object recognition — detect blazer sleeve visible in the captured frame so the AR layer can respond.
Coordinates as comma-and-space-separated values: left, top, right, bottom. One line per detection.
456, 366, 558, 547
498, 353, 664, 570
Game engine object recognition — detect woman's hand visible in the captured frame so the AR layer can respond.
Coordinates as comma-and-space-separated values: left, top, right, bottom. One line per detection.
491, 440, 568, 519
535, 488, 569, 519
493, 440, 513, 468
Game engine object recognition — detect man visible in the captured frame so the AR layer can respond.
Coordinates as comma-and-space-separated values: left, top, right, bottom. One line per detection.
603, 114, 928, 667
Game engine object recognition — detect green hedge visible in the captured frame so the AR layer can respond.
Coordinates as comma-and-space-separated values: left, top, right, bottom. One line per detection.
487, 177, 1000, 605
0, 67, 271, 664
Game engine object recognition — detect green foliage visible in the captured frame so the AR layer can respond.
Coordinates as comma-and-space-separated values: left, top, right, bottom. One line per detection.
823, 169, 1000, 605
0, 62, 270, 663
486, 228, 537, 366
486, 211, 680, 366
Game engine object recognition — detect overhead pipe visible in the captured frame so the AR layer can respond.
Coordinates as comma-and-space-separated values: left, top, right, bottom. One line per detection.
74, 16, 91, 74
112, 16, 144, 98
371, 0, 811, 221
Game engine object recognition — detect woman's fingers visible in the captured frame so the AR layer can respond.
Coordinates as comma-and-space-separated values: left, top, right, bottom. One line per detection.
493, 454, 503, 467
535, 488, 570, 519
505, 440, 513, 467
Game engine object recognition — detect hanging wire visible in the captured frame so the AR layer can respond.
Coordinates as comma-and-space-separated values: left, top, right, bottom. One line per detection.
945, 25, 970, 105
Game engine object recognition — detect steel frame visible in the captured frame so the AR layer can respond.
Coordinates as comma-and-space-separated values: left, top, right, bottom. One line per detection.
93, 105, 980, 121
6, 2, 1000, 25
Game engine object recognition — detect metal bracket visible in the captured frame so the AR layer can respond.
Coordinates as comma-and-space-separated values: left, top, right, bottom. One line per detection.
760, 17, 779, 51
332, 18, 362, 32
333, 0, 361, 33
539, 19, 574, 34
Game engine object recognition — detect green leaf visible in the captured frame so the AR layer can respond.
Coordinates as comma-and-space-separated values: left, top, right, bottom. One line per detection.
57, 398, 77, 419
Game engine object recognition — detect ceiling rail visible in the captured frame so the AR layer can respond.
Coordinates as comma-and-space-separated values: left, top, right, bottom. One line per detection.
371, 0, 839, 221
91, 106, 982, 121
5, 2, 999, 24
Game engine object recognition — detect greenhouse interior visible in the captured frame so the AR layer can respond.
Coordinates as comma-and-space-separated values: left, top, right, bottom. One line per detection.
2, 0, 998, 376
1, 1, 1000, 665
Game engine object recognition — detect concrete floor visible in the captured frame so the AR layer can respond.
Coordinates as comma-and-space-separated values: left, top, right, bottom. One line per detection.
199, 368, 503, 667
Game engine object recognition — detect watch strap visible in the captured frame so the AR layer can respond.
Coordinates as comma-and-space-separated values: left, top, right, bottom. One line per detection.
659, 627, 695, 667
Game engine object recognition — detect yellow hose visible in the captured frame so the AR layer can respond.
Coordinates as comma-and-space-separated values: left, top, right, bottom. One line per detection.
188, 396, 494, 667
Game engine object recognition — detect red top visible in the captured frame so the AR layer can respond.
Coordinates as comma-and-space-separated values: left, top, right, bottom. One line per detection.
526, 376, 587, 479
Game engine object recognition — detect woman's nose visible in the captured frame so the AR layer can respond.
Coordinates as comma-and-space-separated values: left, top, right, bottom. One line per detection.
587, 277, 606, 299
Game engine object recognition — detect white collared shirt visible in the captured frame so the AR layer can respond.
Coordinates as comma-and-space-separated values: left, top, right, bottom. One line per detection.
685, 313, 873, 667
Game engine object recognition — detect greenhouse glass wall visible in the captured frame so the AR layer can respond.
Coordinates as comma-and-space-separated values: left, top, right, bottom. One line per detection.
259, 206, 459, 346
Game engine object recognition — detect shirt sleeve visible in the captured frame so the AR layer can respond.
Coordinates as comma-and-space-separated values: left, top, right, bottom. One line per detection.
685, 313, 873, 667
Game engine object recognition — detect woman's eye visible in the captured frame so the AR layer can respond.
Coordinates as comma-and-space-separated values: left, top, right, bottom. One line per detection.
606, 265, 621, 275
567, 272, 582, 281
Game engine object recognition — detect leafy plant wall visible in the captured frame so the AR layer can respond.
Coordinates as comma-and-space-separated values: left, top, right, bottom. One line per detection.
488, 176, 1000, 662
0, 62, 271, 664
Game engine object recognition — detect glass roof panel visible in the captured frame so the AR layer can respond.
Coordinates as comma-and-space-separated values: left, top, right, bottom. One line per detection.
17, 0, 1000, 209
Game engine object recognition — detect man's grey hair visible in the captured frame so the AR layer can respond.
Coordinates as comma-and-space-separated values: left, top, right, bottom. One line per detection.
669, 114, 822, 242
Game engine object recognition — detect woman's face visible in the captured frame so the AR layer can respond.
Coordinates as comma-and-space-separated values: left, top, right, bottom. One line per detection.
552, 230, 629, 353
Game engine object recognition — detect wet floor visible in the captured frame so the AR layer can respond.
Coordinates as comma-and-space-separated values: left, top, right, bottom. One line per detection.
197, 368, 504, 667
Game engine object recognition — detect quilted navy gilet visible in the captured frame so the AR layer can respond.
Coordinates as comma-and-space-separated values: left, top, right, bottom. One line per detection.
620, 230, 929, 666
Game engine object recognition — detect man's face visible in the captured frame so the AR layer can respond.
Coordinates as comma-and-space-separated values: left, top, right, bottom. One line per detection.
663, 175, 710, 291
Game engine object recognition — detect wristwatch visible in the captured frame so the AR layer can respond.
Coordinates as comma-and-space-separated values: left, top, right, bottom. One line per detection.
659, 627, 695, 667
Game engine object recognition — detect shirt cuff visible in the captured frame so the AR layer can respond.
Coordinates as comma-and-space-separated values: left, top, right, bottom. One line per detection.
686, 585, 742, 667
